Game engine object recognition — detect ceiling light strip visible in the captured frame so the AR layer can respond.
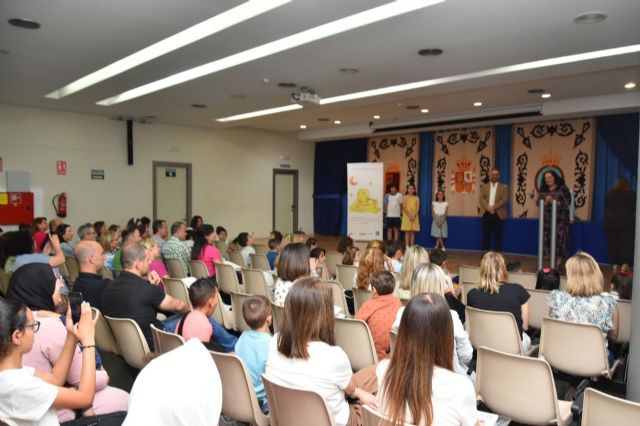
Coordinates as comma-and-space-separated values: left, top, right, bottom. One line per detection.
216, 104, 303, 122
45, 0, 291, 99
96, 0, 446, 106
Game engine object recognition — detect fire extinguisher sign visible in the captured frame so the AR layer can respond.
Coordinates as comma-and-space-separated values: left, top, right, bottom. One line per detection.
57, 161, 67, 176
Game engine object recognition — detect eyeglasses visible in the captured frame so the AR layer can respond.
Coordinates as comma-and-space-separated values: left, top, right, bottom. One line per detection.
22, 321, 41, 333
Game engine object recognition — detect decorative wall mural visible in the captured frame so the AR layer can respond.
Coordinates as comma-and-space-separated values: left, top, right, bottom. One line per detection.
433, 127, 495, 216
511, 118, 595, 220
368, 134, 420, 194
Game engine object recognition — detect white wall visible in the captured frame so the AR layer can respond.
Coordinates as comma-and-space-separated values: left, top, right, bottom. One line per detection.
0, 104, 314, 237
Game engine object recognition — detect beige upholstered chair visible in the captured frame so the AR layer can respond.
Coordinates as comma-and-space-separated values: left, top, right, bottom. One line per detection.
353, 287, 372, 314
262, 374, 336, 426
250, 254, 271, 272
104, 316, 150, 369
362, 405, 416, 426
326, 280, 351, 318
166, 258, 188, 278
334, 317, 378, 371
614, 299, 632, 344
231, 291, 254, 332
508, 271, 537, 289
243, 268, 272, 300
92, 307, 120, 355
228, 251, 245, 268
210, 351, 270, 426
582, 388, 640, 426
539, 317, 619, 379
527, 288, 550, 330
270, 302, 284, 334
65, 256, 80, 283
215, 241, 229, 260
254, 244, 270, 256
189, 260, 209, 278
164, 278, 192, 309
466, 306, 537, 356
325, 251, 343, 278
458, 265, 479, 285
335, 264, 357, 291
476, 347, 572, 426
216, 263, 242, 295
150, 324, 185, 354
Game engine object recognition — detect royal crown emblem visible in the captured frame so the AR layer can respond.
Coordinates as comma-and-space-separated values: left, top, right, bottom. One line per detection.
541, 153, 561, 167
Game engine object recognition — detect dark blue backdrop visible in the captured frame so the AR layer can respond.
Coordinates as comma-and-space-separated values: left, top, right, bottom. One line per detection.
313, 113, 639, 263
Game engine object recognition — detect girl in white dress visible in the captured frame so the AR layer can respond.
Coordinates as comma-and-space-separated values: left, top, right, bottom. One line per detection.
431, 190, 449, 251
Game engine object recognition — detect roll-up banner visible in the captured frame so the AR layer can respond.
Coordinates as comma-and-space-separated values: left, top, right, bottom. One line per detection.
347, 162, 384, 240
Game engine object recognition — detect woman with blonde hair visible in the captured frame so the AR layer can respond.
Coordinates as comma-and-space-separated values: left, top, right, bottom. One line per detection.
467, 251, 531, 351
141, 237, 168, 291
355, 247, 385, 290
548, 252, 618, 347
377, 294, 478, 425
396, 245, 429, 300
99, 229, 121, 271
392, 263, 472, 378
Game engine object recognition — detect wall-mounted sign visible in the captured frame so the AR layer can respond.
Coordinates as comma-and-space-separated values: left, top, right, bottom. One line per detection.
56, 160, 67, 176
165, 168, 177, 177
91, 169, 105, 180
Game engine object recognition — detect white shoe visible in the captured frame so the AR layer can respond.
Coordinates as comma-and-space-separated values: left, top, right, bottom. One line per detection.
442, 246, 446, 252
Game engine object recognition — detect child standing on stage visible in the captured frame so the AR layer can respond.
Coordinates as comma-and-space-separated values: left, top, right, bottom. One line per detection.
401, 184, 420, 247
384, 185, 403, 241
431, 190, 448, 251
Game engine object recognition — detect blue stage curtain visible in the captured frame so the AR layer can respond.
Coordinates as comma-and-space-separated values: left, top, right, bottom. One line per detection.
495, 124, 512, 217
415, 132, 435, 246
592, 113, 639, 222
313, 138, 368, 235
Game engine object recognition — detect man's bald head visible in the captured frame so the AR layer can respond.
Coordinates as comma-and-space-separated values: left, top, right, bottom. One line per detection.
75, 240, 104, 273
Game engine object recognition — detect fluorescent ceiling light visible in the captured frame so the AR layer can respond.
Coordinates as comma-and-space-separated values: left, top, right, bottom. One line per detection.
45, 0, 290, 99
216, 104, 302, 122
320, 44, 640, 104
97, 0, 446, 106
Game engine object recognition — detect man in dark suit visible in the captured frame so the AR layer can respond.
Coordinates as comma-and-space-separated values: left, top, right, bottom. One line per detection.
479, 169, 509, 251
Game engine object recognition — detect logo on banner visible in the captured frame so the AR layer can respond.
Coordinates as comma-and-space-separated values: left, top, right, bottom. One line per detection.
349, 188, 381, 213
450, 158, 475, 193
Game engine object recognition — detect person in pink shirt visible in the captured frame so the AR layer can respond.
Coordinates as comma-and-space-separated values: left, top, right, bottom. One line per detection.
191, 224, 223, 277
142, 238, 168, 291
174, 278, 219, 344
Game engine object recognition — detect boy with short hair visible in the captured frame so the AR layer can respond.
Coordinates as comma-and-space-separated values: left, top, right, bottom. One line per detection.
174, 278, 218, 343
235, 295, 272, 413
355, 271, 401, 359
385, 240, 405, 273
384, 184, 403, 241
266, 238, 279, 270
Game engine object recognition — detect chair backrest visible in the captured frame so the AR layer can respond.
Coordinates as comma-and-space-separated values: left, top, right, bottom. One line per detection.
559, 276, 567, 291
242, 268, 272, 300
211, 292, 236, 330
250, 253, 271, 272
254, 244, 270, 256
271, 302, 284, 334
104, 316, 150, 369
459, 265, 479, 284
0, 270, 11, 295
334, 317, 378, 371
261, 374, 336, 426
210, 351, 269, 426
150, 324, 185, 354
389, 329, 398, 353
466, 306, 523, 355
460, 282, 475, 305
527, 288, 550, 330
476, 347, 563, 426
325, 251, 343, 278
65, 256, 80, 282
91, 307, 120, 355
231, 291, 253, 332
215, 263, 241, 294
361, 405, 417, 426
615, 299, 632, 344
166, 258, 188, 278
97, 266, 113, 280
164, 278, 193, 309
539, 317, 610, 378
582, 387, 640, 426
326, 281, 350, 318
335, 264, 358, 290
508, 271, 537, 289
189, 260, 209, 278
353, 287, 372, 314
214, 241, 229, 259
228, 251, 245, 268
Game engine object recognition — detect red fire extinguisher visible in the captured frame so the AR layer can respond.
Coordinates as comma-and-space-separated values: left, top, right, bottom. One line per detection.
52, 192, 67, 218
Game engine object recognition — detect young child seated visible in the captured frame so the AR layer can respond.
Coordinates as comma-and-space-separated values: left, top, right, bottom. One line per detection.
385, 240, 405, 273
536, 267, 560, 290
429, 248, 466, 323
266, 238, 279, 271
309, 247, 328, 279
355, 271, 402, 359
234, 295, 272, 413
175, 278, 218, 345
611, 272, 632, 300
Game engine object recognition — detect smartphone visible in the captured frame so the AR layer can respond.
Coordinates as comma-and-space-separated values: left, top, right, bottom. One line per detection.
68, 291, 83, 324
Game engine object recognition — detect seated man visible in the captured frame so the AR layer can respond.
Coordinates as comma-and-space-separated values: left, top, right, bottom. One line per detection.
111, 226, 141, 271
73, 240, 111, 310
161, 221, 190, 275
101, 242, 189, 350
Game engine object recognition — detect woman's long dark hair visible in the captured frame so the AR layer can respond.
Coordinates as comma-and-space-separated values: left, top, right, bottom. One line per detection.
539, 170, 565, 192
0, 297, 28, 358
191, 224, 215, 261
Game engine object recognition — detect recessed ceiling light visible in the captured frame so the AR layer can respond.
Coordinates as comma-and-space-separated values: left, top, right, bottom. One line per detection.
418, 48, 443, 56
45, 1, 290, 100
8, 18, 41, 29
334, 120, 342, 125
97, 0, 446, 106
216, 104, 303, 122
528, 88, 545, 94
299, 124, 308, 129
317, 118, 331, 122
340, 67, 360, 74
624, 82, 636, 89
421, 108, 429, 113
191, 104, 207, 108
373, 115, 381, 119
574, 12, 607, 24
230, 94, 247, 99
473, 101, 483, 107
277, 82, 297, 88
541, 93, 551, 99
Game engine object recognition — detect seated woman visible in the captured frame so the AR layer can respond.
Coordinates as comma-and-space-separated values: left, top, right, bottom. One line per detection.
355, 247, 385, 290
141, 238, 168, 292
548, 252, 618, 356
0, 298, 105, 424
56, 223, 75, 258
190, 225, 223, 277
5, 231, 65, 274
234, 232, 256, 268
467, 251, 531, 351
392, 263, 472, 378
273, 243, 313, 305
99, 230, 121, 272
265, 278, 377, 426
378, 293, 479, 425
396, 245, 430, 301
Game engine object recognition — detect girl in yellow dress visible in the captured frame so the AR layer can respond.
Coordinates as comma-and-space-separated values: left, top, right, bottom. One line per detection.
401, 184, 420, 247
